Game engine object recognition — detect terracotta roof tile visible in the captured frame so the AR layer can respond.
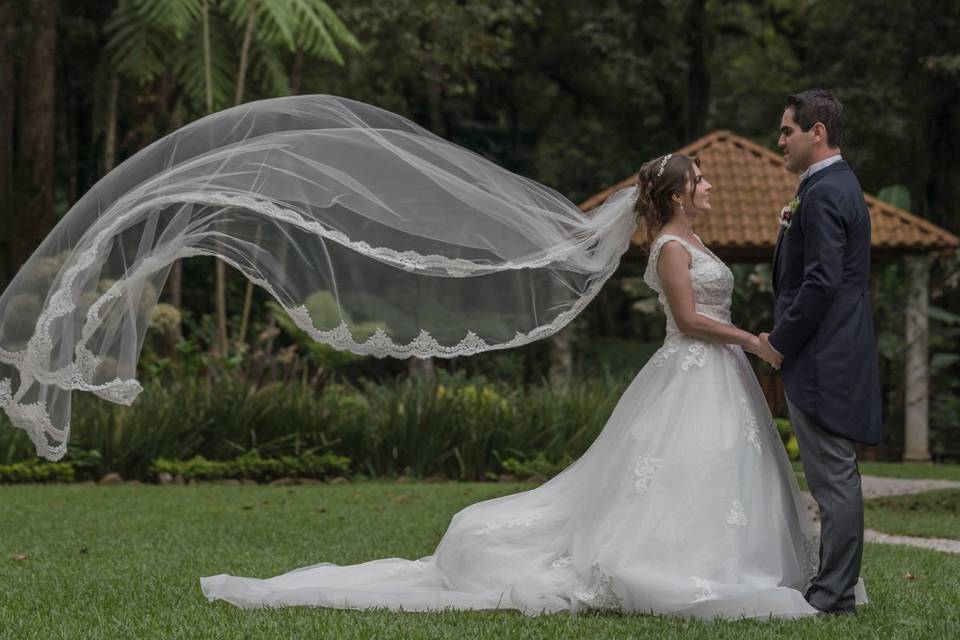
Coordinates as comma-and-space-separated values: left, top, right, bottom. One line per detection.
579, 130, 959, 256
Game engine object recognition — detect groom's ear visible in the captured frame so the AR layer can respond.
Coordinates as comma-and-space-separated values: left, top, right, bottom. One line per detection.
810, 122, 829, 146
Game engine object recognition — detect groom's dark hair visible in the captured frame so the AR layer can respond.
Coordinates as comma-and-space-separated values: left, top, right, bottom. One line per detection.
786, 89, 844, 148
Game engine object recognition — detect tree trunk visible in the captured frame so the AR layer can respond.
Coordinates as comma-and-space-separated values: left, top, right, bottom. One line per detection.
163, 99, 184, 309
0, 0, 16, 288
426, 73, 444, 136
290, 46, 304, 94
412, 60, 444, 380
683, 0, 709, 142
234, 0, 256, 106
203, 0, 229, 354
407, 356, 436, 383
9, 0, 58, 271
102, 73, 118, 173
64, 85, 77, 203
548, 330, 573, 389
235, 0, 258, 351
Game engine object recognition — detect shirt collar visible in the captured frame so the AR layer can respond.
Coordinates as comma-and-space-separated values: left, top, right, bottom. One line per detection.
799, 154, 843, 182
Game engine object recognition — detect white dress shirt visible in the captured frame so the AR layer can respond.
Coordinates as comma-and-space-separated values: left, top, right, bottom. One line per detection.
798, 153, 843, 182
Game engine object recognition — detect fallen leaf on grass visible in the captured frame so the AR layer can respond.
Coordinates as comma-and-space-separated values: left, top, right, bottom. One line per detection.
11, 554, 27, 561
904, 571, 919, 581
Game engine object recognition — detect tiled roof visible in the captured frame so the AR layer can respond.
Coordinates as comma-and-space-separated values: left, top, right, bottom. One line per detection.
579, 130, 959, 258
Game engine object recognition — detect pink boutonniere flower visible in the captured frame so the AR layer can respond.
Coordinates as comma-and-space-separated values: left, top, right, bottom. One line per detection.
779, 197, 800, 232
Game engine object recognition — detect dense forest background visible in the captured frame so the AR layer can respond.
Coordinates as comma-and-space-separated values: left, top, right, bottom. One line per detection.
1, 0, 959, 467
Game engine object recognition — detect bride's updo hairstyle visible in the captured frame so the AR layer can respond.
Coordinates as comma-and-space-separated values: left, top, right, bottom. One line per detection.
632, 153, 701, 250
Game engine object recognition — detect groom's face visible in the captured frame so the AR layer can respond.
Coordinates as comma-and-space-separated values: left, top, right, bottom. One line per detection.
778, 108, 814, 174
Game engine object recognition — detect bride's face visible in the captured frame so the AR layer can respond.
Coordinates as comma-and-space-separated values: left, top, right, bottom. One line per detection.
687, 165, 712, 213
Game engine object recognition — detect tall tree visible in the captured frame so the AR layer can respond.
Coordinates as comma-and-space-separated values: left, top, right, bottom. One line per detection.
0, 0, 15, 288
683, 0, 709, 141
5, 0, 59, 278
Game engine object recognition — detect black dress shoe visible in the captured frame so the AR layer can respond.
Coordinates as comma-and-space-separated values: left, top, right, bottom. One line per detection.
804, 588, 857, 616
811, 604, 857, 616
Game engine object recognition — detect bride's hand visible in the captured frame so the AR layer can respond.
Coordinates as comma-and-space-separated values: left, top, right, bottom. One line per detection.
756, 333, 783, 370
744, 334, 782, 369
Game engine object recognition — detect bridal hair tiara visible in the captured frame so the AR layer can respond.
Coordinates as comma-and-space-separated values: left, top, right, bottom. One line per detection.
655, 153, 673, 179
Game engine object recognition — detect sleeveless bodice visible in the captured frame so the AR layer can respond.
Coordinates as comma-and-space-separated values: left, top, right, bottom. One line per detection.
642, 234, 734, 335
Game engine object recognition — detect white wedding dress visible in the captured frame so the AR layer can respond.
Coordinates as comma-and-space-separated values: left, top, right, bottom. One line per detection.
200, 233, 867, 620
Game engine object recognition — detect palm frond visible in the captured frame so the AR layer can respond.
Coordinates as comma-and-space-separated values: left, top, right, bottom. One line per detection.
104, 3, 170, 82
174, 13, 237, 112
256, 0, 299, 51
250, 39, 292, 97
135, 0, 204, 39
290, 0, 360, 64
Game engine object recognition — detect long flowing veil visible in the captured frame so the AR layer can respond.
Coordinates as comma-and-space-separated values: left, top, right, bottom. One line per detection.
0, 95, 637, 461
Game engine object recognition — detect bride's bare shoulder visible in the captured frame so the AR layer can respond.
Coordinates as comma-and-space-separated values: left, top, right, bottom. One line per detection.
654, 237, 692, 273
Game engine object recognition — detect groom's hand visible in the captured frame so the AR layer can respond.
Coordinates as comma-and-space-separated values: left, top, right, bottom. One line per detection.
757, 333, 783, 370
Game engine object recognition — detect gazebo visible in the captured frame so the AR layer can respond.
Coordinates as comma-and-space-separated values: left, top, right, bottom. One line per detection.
580, 130, 960, 461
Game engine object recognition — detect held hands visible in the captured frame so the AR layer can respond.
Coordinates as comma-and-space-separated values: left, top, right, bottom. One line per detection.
753, 332, 783, 370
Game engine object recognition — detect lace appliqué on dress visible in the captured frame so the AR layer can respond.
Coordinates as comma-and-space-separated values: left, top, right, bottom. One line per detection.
574, 563, 623, 610
475, 511, 543, 536
632, 455, 661, 492
650, 337, 681, 367
551, 553, 573, 569
725, 500, 748, 527
739, 399, 763, 457
681, 342, 708, 370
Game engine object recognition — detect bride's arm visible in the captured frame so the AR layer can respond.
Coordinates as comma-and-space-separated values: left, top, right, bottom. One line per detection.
657, 241, 762, 353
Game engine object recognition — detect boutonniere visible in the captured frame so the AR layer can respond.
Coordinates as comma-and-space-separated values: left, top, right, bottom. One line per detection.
779, 197, 800, 232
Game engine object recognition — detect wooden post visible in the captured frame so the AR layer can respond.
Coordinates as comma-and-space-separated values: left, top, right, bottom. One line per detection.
903, 253, 932, 462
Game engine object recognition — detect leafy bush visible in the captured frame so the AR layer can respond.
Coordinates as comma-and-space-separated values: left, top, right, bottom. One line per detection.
150, 451, 351, 482
501, 452, 574, 480
774, 417, 800, 460
0, 368, 630, 481
0, 461, 75, 483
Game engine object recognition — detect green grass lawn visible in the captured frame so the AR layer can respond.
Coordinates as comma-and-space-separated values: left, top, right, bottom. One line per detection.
791, 460, 960, 483
2, 482, 959, 639
865, 490, 960, 540
858, 462, 960, 482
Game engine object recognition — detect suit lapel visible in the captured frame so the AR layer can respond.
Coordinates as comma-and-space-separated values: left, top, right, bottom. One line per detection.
772, 160, 851, 294
772, 225, 785, 293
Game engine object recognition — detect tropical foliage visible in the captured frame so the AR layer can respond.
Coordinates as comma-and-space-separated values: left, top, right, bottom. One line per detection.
1, 0, 958, 463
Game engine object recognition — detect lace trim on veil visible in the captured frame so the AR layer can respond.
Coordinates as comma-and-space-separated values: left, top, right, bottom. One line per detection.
0, 192, 632, 459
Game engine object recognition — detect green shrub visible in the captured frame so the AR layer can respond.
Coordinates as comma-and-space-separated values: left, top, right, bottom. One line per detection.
0, 461, 76, 483
1, 369, 630, 482
501, 452, 574, 480
149, 451, 351, 482
774, 418, 800, 461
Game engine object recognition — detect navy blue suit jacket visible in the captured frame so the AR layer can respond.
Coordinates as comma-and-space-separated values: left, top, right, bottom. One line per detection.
769, 160, 883, 445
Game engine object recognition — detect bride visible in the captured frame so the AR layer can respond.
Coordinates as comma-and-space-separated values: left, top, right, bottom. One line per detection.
200, 152, 867, 619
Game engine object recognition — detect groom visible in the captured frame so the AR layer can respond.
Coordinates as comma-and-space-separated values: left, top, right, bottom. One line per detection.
758, 89, 883, 615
